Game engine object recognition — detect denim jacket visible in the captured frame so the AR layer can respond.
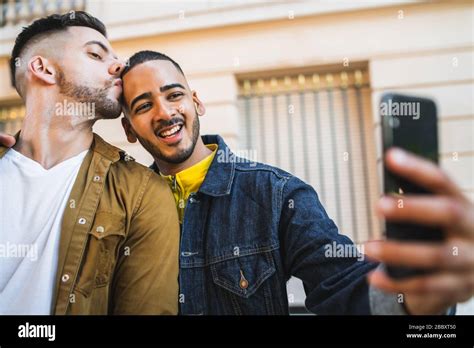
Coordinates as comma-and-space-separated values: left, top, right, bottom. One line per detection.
168, 134, 380, 315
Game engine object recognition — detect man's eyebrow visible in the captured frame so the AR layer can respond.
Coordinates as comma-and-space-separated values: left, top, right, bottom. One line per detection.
129, 84, 185, 110
160, 83, 185, 92
130, 92, 152, 111
84, 40, 118, 59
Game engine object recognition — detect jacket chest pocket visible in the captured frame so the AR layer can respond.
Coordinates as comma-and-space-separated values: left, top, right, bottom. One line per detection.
210, 251, 277, 315
75, 212, 126, 297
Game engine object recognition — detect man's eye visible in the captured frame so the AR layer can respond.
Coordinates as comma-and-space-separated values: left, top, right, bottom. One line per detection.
89, 52, 102, 60
135, 103, 151, 113
169, 92, 183, 100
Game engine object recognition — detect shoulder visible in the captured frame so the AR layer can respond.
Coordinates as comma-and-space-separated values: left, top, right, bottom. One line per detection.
109, 157, 169, 192
109, 155, 152, 180
230, 156, 314, 201
107, 157, 175, 221
232, 156, 310, 189
233, 156, 292, 179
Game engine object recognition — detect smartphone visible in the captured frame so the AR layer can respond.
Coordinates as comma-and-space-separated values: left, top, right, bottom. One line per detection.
381, 93, 444, 279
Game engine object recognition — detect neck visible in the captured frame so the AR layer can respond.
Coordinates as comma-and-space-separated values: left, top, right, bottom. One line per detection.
156, 137, 213, 176
14, 96, 95, 169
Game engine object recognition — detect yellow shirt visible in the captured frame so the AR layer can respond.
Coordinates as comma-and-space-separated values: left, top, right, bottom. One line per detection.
160, 144, 218, 223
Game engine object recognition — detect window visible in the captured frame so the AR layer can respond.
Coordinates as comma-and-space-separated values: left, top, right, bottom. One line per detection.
238, 66, 380, 243
0, 0, 87, 27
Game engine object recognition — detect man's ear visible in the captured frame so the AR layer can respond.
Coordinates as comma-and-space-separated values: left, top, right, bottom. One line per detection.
121, 117, 138, 143
192, 91, 205, 116
28, 56, 56, 85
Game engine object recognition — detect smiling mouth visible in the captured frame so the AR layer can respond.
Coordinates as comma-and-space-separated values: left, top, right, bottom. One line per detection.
157, 124, 184, 138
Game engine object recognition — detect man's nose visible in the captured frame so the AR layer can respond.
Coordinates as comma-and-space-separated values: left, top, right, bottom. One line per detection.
155, 103, 176, 121
109, 60, 125, 76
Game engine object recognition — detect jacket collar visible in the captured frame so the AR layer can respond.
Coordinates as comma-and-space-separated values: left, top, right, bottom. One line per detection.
0, 131, 123, 163
91, 133, 123, 163
198, 134, 235, 197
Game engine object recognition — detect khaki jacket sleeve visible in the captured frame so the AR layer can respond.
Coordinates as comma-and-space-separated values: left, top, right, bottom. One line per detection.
111, 171, 180, 314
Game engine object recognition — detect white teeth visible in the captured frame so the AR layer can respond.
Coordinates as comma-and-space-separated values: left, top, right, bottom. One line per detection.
159, 125, 182, 137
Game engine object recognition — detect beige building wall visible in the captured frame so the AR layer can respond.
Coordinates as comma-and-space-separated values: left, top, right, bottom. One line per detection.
95, 0, 473, 222
95, 0, 473, 221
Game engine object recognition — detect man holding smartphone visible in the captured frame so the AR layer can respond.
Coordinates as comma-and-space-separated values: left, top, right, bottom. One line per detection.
118, 50, 473, 315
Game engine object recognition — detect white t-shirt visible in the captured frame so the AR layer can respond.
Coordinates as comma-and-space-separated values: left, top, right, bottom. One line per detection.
0, 148, 88, 314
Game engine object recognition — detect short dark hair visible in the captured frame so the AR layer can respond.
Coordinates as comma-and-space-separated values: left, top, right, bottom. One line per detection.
122, 50, 185, 78
10, 11, 107, 88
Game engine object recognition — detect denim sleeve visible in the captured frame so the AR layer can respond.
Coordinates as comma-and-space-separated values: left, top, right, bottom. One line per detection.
278, 176, 378, 314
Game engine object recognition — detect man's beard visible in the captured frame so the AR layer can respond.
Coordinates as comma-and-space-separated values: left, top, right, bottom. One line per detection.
137, 111, 200, 165
57, 71, 122, 119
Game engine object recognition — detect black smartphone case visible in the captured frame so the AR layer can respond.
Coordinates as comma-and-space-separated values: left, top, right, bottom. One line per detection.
380, 93, 444, 279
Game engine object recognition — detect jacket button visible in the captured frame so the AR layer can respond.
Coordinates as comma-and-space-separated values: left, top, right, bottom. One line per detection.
78, 217, 87, 225
240, 279, 249, 289
96, 226, 104, 233
239, 270, 249, 289
61, 274, 70, 283
93, 175, 101, 182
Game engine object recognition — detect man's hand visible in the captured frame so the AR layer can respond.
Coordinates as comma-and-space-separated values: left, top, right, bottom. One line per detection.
365, 148, 474, 315
0, 133, 16, 147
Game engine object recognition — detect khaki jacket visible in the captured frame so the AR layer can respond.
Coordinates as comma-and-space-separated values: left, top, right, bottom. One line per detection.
0, 133, 180, 314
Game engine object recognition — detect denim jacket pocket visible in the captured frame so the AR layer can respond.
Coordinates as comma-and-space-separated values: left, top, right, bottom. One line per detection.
74, 212, 126, 298
210, 250, 277, 314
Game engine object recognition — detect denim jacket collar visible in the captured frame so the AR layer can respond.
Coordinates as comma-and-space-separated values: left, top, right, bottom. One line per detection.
198, 134, 235, 197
